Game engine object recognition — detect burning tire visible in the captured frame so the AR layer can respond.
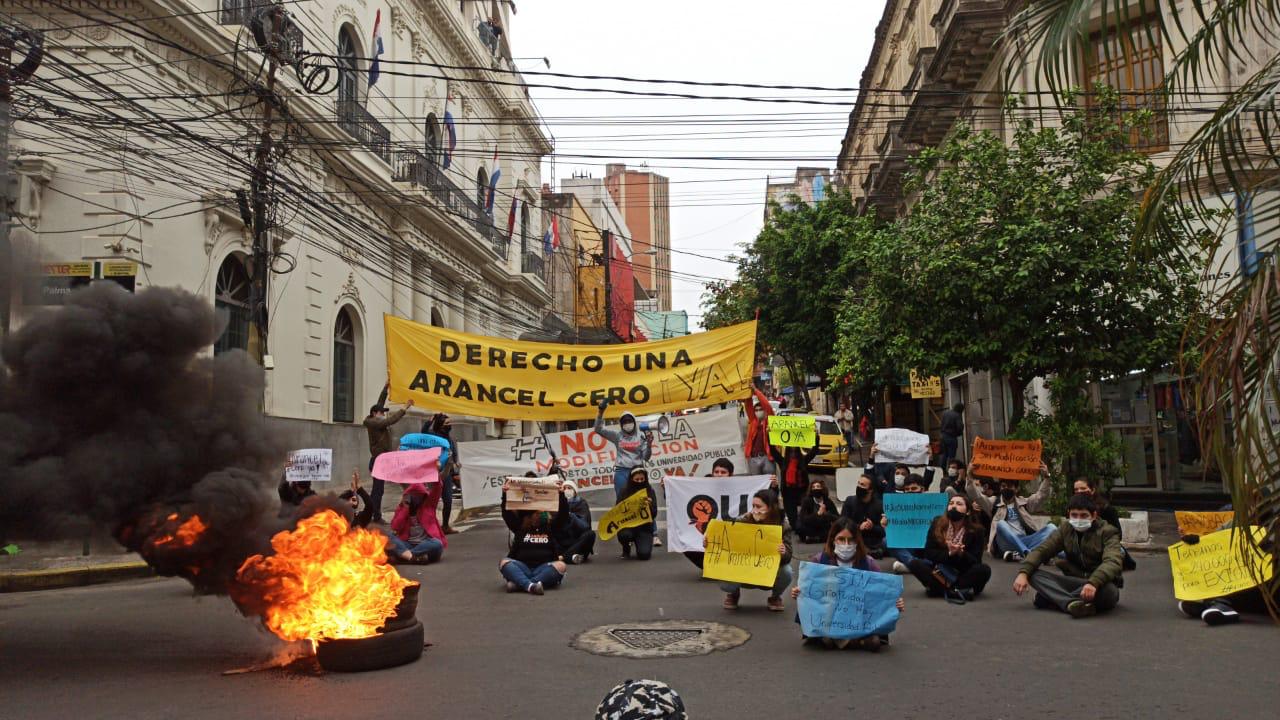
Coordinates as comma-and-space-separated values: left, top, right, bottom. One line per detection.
378, 582, 420, 633
316, 620, 424, 673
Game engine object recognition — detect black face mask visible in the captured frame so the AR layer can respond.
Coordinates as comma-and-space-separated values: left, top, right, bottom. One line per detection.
1000, 489, 1016, 501
856, 488, 870, 498
946, 508, 966, 522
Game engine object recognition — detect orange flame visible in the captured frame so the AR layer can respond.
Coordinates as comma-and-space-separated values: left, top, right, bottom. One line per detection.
235, 510, 410, 642
150, 513, 209, 548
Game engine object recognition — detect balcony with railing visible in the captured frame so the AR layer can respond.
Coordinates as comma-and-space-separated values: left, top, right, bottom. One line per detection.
391, 148, 509, 260
337, 99, 392, 163
521, 249, 545, 277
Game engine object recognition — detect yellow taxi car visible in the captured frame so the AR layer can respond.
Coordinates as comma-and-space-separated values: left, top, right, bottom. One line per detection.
777, 412, 848, 471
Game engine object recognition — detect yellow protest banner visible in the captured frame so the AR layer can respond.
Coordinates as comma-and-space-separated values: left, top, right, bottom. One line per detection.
768, 415, 816, 448
701, 518, 783, 587
909, 370, 942, 399
597, 491, 654, 542
1175, 511, 1234, 537
1168, 527, 1275, 601
385, 316, 757, 421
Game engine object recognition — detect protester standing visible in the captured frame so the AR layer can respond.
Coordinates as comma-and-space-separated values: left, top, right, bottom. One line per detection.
835, 402, 856, 454
426, 413, 460, 534
363, 382, 414, 523
592, 400, 654, 503
743, 387, 775, 475
939, 402, 965, 468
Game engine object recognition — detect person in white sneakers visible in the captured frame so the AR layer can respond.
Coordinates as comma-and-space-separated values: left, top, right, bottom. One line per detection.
966, 462, 1055, 562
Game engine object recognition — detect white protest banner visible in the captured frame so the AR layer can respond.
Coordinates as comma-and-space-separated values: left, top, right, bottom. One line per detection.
664, 474, 773, 552
874, 428, 931, 465
505, 476, 560, 511
458, 409, 746, 510
285, 449, 333, 483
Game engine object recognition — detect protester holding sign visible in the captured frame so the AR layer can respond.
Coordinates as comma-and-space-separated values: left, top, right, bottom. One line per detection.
363, 383, 415, 523
840, 474, 885, 556
388, 482, 447, 564
616, 468, 659, 561
1174, 525, 1277, 626
966, 461, 1054, 561
593, 400, 654, 503
500, 478, 571, 594
276, 476, 316, 517
424, 413, 461, 535
1013, 494, 1123, 618
906, 494, 992, 602
769, 439, 821, 529
881, 485, 948, 574
556, 483, 596, 564
796, 479, 837, 544
339, 471, 375, 529
743, 387, 775, 475
716, 489, 794, 612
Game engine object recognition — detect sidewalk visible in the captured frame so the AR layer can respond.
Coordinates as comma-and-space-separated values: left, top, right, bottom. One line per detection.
0, 538, 151, 593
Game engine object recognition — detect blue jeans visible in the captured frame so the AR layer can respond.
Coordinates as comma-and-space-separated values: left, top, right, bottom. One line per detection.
390, 536, 443, 562
994, 521, 1057, 555
887, 547, 922, 565
941, 435, 959, 467
720, 563, 794, 598
500, 558, 564, 589
613, 466, 632, 503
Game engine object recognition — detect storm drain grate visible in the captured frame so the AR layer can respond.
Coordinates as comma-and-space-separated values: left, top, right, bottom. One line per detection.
607, 627, 705, 650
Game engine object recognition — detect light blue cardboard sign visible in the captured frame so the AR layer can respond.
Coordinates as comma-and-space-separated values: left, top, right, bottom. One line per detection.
882, 493, 949, 549
797, 561, 902, 640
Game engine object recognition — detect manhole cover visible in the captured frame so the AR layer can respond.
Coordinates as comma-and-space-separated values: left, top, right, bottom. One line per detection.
572, 620, 749, 659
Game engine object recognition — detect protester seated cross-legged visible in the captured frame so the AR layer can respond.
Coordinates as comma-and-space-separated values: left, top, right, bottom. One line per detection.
790, 517, 905, 651
796, 478, 838, 544
1072, 476, 1137, 571
907, 494, 992, 602
499, 478, 571, 595
718, 488, 794, 612
682, 458, 738, 569
839, 473, 885, 557
966, 462, 1054, 562
1013, 493, 1123, 618
881, 474, 927, 574
557, 481, 597, 565
388, 482, 447, 564
615, 467, 659, 561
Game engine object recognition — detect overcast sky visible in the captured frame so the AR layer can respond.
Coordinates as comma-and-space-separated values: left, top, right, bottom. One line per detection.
514, 1, 886, 329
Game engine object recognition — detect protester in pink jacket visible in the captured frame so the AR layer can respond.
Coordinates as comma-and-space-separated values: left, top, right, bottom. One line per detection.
388, 482, 446, 564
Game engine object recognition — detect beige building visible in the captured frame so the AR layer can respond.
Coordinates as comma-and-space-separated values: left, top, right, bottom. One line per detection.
836, 0, 1277, 497
1, 0, 554, 472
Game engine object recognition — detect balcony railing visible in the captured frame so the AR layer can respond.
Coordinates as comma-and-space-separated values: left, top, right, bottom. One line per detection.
391, 148, 509, 260
337, 99, 391, 163
521, 249, 545, 276
220, 0, 271, 26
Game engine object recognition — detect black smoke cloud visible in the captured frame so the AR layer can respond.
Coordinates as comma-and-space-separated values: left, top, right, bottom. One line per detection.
0, 283, 346, 594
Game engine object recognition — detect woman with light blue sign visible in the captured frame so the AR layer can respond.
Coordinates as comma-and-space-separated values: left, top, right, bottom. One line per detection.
791, 518, 905, 650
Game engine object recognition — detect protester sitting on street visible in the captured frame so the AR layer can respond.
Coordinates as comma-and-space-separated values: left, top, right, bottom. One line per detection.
388, 482, 446, 564
592, 400, 654, 504
339, 470, 375, 529
907, 494, 992, 601
719, 488, 794, 612
1013, 493, 1123, 618
500, 478, 571, 595
941, 459, 967, 494
557, 481, 596, 564
839, 473, 885, 557
770, 440, 821, 529
796, 478, 837, 543
277, 477, 315, 517
1176, 531, 1279, 626
1073, 475, 1136, 571
616, 467, 659, 561
363, 383, 414, 523
966, 463, 1054, 561
743, 387, 775, 475
424, 413, 460, 535
791, 517, 904, 650
881, 474, 926, 574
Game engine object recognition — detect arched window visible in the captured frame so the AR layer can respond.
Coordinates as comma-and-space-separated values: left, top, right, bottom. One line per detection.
332, 308, 357, 423
214, 255, 251, 356
336, 24, 360, 109
476, 167, 488, 214
425, 113, 441, 166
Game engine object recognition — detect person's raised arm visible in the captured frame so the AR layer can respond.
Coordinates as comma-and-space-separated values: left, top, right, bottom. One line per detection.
966, 466, 994, 515
500, 480, 520, 532
376, 381, 389, 410
1026, 465, 1052, 512
592, 400, 619, 443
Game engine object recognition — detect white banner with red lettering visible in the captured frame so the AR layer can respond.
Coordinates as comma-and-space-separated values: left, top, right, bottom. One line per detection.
457, 409, 746, 510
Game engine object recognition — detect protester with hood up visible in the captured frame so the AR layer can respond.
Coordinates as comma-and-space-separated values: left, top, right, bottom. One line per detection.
363, 382, 415, 523
388, 482, 447, 563
424, 413, 460, 534
593, 399, 654, 503
276, 477, 316, 517
616, 467, 659, 561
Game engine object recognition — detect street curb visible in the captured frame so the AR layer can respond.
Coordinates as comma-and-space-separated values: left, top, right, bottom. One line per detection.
0, 561, 154, 593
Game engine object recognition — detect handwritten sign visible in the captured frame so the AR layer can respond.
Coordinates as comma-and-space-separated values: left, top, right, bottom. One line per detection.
1168, 527, 1275, 601
1175, 511, 1234, 537
505, 476, 560, 511
874, 428, 930, 465
909, 370, 942, 399
970, 437, 1042, 481
372, 448, 442, 485
883, 493, 949, 548
797, 562, 902, 639
702, 519, 782, 587
285, 448, 333, 483
663, 474, 774, 552
598, 491, 654, 541
768, 415, 816, 448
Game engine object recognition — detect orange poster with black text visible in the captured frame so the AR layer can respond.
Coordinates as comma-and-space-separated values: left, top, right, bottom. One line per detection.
971, 438, 1043, 481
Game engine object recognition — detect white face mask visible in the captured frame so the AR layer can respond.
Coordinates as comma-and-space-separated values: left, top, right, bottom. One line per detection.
833, 544, 857, 561
751, 508, 768, 521
1069, 518, 1093, 532
563, 487, 577, 500
894, 474, 906, 488
947, 468, 959, 477
621, 422, 636, 434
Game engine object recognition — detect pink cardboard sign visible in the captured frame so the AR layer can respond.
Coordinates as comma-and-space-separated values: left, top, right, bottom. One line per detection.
372, 448, 442, 485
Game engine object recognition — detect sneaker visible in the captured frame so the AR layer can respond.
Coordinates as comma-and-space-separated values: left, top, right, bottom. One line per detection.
653, 536, 663, 547
571, 554, 585, 565
767, 595, 785, 612
1002, 550, 1024, 562
1067, 600, 1096, 618
1202, 603, 1240, 626
723, 592, 740, 610
1178, 600, 1205, 619
505, 581, 519, 593
891, 561, 909, 574
528, 582, 545, 596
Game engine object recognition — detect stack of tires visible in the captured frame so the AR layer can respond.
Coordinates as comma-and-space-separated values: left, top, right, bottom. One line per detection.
316, 582, 424, 672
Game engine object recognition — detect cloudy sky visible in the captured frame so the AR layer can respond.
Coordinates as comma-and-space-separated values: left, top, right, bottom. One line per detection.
514, 0, 886, 328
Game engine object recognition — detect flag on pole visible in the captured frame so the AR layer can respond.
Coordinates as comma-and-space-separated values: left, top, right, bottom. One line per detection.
369, 10, 384, 86
442, 85, 457, 170
543, 213, 559, 254
485, 146, 501, 214
507, 197, 519, 240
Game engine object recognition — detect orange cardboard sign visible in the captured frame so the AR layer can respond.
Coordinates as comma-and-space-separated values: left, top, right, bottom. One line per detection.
971, 438, 1042, 481
1175, 511, 1234, 537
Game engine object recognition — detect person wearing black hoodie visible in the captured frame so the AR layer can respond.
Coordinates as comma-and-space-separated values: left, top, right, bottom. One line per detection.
796, 478, 838, 544
840, 473, 886, 556
277, 478, 315, 517
500, 479, 571, 595
616, 467, 659, 561
557, 482, 597, 564
769, 440, 821, 529
339, 470, 375, 529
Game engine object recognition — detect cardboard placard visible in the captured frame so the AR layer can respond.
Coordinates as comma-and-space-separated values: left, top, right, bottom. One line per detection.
768, 415, 816, 448
797, 562, 902, 639
372, 448, 442, 485
970, 437, 1042, 481
701, 518, 782, 587
909, 370, 942, 399
284, 448, 333, 483
505, 476, 561, 511
1168, 527, 1275, 601
1175, 511, 1234, 537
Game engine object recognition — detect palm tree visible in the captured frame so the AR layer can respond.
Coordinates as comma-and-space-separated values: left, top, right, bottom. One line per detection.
1006, 0, 1278, 610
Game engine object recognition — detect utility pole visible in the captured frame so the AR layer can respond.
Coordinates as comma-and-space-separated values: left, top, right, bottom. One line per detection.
601, 229, 614, 341
0, 26, 42, 338
246, 9, 284, 364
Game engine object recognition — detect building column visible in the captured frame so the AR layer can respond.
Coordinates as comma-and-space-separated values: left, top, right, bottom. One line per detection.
391, 238, 413, 319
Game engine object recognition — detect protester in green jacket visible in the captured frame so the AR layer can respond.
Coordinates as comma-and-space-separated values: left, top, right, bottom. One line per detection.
1013, 493, 1124, 618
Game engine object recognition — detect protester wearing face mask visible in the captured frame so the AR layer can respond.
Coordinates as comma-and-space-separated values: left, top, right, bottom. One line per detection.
388, 482, 447, 564
424, 413, 460, 534
717, 489, 793, 612
592, 400, 655, 504
769, 439, 821, 529
500, 478, 571, 594
941, 459, 967, 494
1013, 493, 1123, 618
616, 468, 659, 561
1073, 476, 1136, 571
555, 481, 596, 565
796, 479, 838, 544
743, 387, 775, 475
906, 494, 991, 601
966, 462, 1054, 561
880, 474, 926, 573
840, 474, 886, 556
791, 517, 905, 650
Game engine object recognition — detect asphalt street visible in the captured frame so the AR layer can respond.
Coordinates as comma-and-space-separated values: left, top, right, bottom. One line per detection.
2, 490, 1278, 719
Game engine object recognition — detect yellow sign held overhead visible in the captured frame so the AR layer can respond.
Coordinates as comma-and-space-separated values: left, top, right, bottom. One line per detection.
909, 370, 942, 399
1168, 527, 1274, 601
385, 316, 757, 421
768, 415, 816, 448
597, 491, 654, 541
701, 519, 783, 587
